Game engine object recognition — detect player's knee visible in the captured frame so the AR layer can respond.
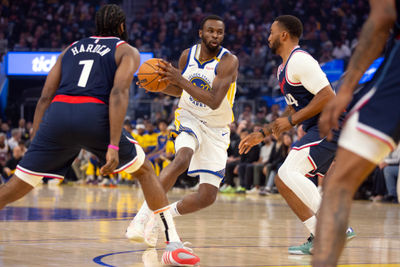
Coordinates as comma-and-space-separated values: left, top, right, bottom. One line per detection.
277, 163, 290, 184
133, 159, 154, 180
197, 185, 218, 208
198, 192, 216, 208
275, 174, 284, 191
173, 148, 193, 170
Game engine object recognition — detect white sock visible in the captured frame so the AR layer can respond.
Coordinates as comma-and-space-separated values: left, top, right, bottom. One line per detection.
169, 201, 182, 217
135, 201, 152, 221
154, 206, 180, 242
303, 215, 317, 235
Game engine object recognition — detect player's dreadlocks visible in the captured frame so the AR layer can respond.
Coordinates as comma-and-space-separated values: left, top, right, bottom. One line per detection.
95, 4, 127, 41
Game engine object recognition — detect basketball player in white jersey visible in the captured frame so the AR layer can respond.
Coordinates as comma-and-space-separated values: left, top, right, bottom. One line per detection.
126, 15, 238, 247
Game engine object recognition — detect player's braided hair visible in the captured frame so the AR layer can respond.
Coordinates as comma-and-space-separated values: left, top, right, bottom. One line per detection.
95, 4, 127, 41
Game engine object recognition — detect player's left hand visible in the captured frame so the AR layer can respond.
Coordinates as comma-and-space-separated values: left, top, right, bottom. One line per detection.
100, 148, 119, 175
272, 117, 292, 137
157, 59, 184, 86
319, 90, 352, 140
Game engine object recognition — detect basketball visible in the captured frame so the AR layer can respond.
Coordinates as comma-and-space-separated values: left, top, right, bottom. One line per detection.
137, 58, 170, 92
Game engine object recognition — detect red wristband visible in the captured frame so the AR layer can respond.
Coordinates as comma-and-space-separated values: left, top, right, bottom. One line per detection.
108, 144, 119, 151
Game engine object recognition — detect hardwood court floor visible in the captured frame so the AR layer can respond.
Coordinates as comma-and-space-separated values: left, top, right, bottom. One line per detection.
0, 184, 399, 267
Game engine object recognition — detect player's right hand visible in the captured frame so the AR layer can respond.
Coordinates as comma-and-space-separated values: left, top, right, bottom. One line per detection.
319, 90, 352, 140
239, 132, 264, 154
100, 148, 119, 175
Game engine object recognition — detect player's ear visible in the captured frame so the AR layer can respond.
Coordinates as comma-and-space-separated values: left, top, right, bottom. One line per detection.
281, 31, 287, 41
119, 23, 124, 34
199, 29, 202, 39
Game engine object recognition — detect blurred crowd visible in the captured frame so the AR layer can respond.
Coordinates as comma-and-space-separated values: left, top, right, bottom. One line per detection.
2, 0, 368, 98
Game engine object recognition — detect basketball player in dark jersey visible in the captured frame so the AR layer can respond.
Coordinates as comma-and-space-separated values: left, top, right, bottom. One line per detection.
314, 1, 400, 266
239, 15, 355, 255
0, 5, 199, 266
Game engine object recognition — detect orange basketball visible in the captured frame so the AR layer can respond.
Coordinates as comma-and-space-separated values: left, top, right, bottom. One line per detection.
137, 58, 170, 92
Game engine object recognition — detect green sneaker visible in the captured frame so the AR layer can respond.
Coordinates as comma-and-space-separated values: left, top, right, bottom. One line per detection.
236, 186, 246, 194
289, 234, 314, 255
220, 185, 236, 194
346, 227, 356, 241
288, 227, 356, 255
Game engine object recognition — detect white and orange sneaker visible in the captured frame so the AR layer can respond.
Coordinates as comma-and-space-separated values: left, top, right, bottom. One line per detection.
161, 242, 200, 266
125, 213, 149, 243
143, 214, 159, 247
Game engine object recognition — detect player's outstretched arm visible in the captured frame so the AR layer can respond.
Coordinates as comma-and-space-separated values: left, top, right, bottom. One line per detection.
31, 49, 67, 139
319, 0, 396, 139
159, 53, 239, 110
101, 44, 139, 175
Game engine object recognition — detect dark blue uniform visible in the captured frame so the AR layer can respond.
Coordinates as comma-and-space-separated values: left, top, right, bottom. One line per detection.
17, 36, 139, 179
278, 47, 340, 177
346, 0, 400, 150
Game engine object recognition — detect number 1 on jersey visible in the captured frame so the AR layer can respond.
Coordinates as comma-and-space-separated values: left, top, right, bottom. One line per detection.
78, 60, 94, 87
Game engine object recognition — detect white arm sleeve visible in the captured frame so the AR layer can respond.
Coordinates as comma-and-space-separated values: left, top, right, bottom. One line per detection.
286, 52, 330, 95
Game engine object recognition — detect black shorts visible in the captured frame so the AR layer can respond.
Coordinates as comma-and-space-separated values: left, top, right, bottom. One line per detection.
347, 39, 400, 149
18, 99, 140, 179
292, 125, 338, 177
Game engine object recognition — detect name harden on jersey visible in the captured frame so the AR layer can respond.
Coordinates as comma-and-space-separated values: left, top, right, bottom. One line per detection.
71, 44, 111, 57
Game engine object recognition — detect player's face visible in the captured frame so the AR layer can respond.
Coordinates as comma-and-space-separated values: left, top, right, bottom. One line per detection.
200, 20, 225, 52
268, 21, 282, 54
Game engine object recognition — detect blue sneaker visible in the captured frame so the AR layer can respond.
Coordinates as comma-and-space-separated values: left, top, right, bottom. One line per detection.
289, 227, 356, 255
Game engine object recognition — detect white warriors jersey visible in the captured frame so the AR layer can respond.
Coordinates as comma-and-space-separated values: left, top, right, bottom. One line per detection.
179, 44, 236, 127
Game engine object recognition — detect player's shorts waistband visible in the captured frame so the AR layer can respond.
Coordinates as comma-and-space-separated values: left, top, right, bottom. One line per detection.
52, 95, 105, 104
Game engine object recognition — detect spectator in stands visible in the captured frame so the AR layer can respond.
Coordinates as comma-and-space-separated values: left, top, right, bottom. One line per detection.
147, 120, 169, 174
221, 128, 247, 193
142, 122, 159, 154
18, 118, 30, 141
8, 129, 21, 151
255, 107, 268, 125
381, 146, 400, 203
131, 123, 146, 148
266, 66, 280, 96
249, 134, 274, 193
238, 104, 256, 125
332, 38, 351, 60
0, 123, 10, 138
123, 119, 134, 136
0, 133, 9, 167
237, 128, 261, 193
3, 145, 23, 181
266, 104, 282, 122
260, 132, 292, 195
71, 149, 88, 182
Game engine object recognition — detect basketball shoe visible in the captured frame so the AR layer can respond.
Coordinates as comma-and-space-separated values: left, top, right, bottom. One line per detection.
288, 227, 356, 255
143, 214, 159, 247
125, 212, 149, 243
161, 242, 200, 266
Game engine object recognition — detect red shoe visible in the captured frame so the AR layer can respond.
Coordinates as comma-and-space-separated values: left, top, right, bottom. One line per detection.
161, 242, 200, 266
